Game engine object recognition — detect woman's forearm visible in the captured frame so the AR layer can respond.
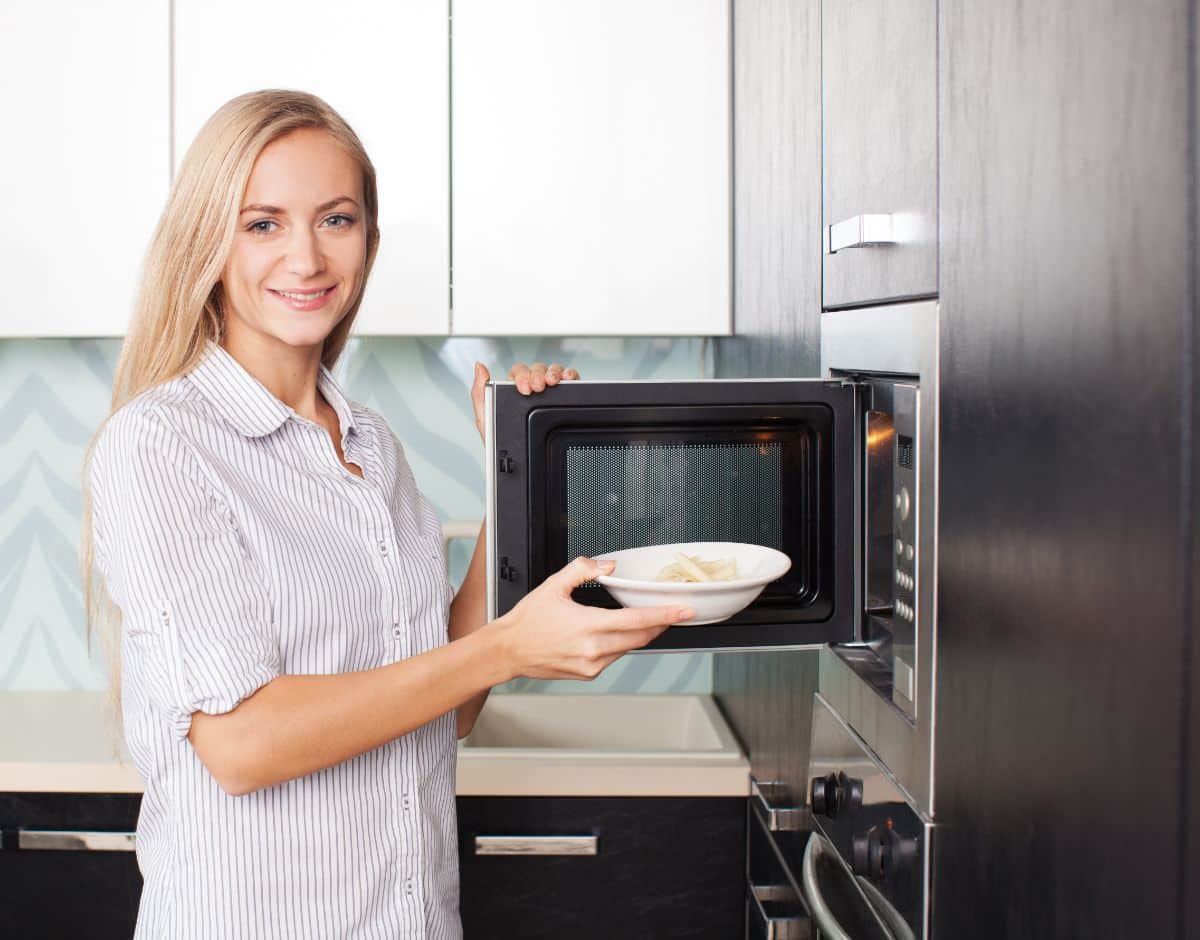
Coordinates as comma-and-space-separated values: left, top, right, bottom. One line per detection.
449, 520, 492, 737
188, 619, 511, 796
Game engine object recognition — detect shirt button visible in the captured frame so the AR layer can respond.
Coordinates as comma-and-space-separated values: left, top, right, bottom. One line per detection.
401, 794, 412, 811
392, 623, 404, 639
377, 540, 389, 556
404, 878, 415, 896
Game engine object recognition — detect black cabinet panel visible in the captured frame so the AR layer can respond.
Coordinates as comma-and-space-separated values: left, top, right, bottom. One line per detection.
0, 793, 142, 940
936, 1, 1190, 937
457, 796, 744, 940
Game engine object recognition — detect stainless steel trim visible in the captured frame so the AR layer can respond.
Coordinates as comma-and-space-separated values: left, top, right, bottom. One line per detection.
484, 385, 497, 623
751, 776, 811, 833
17, 830, 136, 852
825, 214, 895, 254
748, 883, 810, 939
473, 835, 598, 856
821, 301, 939, 817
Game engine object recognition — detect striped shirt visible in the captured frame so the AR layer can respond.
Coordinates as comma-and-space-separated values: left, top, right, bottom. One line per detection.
89, 339, 461, 939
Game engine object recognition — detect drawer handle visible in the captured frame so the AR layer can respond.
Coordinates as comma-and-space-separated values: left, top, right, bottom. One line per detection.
748, 883, 810, 939
825, 214, 895, 253
14, 830, 136, 852
474, 835, 598, 856
751, 776, 811, 833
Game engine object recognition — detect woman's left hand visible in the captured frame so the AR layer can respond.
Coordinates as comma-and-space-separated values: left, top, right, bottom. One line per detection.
470, 361, 581, 444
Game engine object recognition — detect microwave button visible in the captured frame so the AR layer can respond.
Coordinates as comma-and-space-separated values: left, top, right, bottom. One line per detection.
897, 486, 912, 520
895, 539, 904, 557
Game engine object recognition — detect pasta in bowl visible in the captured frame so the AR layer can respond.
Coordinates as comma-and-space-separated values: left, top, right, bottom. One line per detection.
594, 541, 792, 625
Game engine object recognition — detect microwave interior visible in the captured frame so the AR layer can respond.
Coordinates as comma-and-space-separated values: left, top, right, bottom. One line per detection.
487, 380, 860, 651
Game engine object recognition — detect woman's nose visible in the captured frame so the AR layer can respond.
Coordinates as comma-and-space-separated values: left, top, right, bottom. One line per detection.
286, 229, 325, 278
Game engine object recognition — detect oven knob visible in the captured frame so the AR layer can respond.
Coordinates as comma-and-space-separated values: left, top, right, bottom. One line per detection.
810, 771, 863, 819
852, 826, 917, 882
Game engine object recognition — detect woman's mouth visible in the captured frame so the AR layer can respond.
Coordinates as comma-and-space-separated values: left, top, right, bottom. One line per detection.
268, 286, 336, 311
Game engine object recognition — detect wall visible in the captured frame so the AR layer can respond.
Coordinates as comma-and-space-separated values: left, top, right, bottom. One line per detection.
0, 334, 713, 696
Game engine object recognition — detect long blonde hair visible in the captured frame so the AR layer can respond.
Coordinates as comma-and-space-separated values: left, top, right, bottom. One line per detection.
81, 90, 381, 739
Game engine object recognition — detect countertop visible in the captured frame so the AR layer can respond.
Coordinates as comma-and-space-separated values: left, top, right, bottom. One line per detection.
0, 692, 750, 798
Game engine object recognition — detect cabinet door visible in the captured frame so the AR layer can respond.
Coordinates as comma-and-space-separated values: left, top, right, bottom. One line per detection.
0, 0, 169, 338
821, 0, 936, 309
452, 0, 731, 337
458, 796, 744, 939
0, 793, 143, 939
174, 0, 449, 335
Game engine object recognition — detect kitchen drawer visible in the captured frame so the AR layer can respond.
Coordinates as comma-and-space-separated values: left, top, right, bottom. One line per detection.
458, 796, 745, 939
822, 0, 937, 308
0, 793, 142, 940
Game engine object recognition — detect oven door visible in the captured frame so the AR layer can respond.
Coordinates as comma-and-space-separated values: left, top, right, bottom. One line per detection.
485, 379, 860, 651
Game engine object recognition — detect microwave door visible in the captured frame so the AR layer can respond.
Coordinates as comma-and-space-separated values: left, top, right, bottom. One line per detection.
484, 379, 860, 652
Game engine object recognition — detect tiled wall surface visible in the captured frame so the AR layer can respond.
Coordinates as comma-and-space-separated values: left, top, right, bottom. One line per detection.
0, 335, 713, 695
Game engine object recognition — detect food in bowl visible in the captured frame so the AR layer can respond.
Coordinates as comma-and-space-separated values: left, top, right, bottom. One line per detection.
655, 552, 738, 583
595, 542, 791, 626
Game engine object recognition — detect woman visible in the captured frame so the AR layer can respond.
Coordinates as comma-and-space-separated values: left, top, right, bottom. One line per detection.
83, 90, 691, 939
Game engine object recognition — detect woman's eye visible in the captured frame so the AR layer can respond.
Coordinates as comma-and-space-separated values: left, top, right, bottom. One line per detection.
323, 214, 356, 229
247, 219, 277, 234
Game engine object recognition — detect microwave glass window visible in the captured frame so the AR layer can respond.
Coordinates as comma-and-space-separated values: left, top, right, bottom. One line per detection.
563, 442, 784, 559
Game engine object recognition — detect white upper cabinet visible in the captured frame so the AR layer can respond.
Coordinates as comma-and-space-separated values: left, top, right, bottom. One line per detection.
451, 0, 732, 336
0, 0, 169, 338
174, 0, 450, 335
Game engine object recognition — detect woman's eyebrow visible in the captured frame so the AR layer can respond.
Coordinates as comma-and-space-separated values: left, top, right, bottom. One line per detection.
239, 196, 360, 215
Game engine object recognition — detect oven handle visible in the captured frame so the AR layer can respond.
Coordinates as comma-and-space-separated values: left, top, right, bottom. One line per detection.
800, 833, 854, 940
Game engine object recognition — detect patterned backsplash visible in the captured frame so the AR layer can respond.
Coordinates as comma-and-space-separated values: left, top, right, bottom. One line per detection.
0, 335, 713, 695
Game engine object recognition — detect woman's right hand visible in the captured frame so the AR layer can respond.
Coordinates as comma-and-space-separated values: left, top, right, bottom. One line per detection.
491, 556, 694, 681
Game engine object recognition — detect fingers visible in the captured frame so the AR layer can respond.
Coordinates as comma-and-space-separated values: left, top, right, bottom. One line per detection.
551, 555, 616, 592
507, 361, 580, 394
605, 603, 694, 632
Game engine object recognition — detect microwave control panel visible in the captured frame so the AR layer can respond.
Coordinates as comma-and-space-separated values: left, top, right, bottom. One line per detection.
890, 384, 919, 717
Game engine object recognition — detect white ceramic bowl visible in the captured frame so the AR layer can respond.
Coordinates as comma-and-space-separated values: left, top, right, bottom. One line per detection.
594, 542, 792, 625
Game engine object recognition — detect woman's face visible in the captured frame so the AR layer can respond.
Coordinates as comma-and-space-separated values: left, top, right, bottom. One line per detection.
220, 127, 367, 351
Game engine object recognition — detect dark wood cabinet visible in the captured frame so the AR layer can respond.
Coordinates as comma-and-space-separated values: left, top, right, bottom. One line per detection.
821, 0, 937, 308
457, 796, 745, 940
0, 793, 142, 940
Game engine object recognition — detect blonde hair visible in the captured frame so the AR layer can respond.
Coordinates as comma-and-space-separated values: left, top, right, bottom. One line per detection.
81, 90, 381, 743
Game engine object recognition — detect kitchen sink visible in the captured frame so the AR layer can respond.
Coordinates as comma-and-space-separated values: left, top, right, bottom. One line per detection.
455, 693, 748, 797
458, 693, 743, 761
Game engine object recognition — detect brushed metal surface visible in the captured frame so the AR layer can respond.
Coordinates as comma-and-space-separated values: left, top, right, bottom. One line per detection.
16, 830, 136, 852
473, 835, 598, 856
937, 1, 1190, 937
821, 301, 939, 816
715, 0, 822, 380
822, 0, 936, 308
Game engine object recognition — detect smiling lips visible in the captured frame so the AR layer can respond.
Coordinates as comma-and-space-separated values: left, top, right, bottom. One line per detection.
268, 285, 336, 311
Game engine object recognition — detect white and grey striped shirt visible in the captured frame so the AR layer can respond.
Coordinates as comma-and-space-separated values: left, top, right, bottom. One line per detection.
90, 339, 461, 939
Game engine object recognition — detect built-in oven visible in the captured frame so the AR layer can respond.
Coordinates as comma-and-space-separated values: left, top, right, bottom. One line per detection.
803, 692, 932, 939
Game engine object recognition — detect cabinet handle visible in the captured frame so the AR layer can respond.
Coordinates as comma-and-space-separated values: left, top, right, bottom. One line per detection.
748, 883, 810, 939
474, 835, 598, 856
751, 776, 811, 833
825, 214, 895, 253
13, 830, 136, 852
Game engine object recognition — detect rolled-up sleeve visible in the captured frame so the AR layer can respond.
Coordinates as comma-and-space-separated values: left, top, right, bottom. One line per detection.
90, 404, 281, 740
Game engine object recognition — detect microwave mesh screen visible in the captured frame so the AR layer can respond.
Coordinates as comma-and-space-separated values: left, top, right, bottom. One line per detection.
564, 442, 784, 558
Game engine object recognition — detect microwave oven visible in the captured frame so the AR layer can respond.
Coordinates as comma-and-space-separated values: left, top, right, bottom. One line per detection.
483, 304, 936, 727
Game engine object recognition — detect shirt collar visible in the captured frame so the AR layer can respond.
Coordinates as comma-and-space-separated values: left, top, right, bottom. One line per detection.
187, 339, 359, 441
